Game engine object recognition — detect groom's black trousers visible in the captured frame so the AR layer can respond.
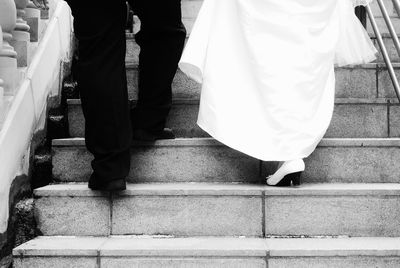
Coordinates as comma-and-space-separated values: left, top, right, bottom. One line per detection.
130, 0, 186, 131
66, 0, 186, 181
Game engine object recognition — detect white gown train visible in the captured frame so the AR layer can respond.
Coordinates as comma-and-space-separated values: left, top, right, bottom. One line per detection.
179, 0, 377, 161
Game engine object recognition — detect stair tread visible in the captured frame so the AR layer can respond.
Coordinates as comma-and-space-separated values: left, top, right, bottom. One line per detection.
125, 62, 400, 69
34, 182, 400, 197
66, 97, 400, 105
51, 137, 400, 147
13, 236, 400, 257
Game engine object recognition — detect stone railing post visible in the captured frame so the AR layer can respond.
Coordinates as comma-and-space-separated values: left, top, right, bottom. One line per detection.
0, 26, 3, 126
25, 1, 40, 42
0, 78, 4, 127
0, 0, 18, 96
40, 0, 49, 20
11, 0, 30, 67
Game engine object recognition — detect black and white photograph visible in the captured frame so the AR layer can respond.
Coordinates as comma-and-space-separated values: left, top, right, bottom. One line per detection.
1, 0, 400, 267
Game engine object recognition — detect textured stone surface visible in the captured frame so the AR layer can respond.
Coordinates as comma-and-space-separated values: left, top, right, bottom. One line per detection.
13, 257, 97, 268
126, 67, 201, 100
34, 184, 264, 236
166, 100, 208, 137
265, 194, 400, 236
268, 257, 400, 268
370, 0, 396, 16
326, 102, 388, 138
377, 65, 400, 98
52, 139, 261, 183
100, 236, 267, 256
335, 66, 377, 98
267, 237, 400, 256
13, 236, 106, 256
35, 196, 110, 236
54, 138, 400, 184
125, 59, 380, 103
10, 38, 30, 67
389, 104, 400, 137
52, 145, 93, 182
368, 17, 400, 36
69, 99, 391, 138
112, 195, 263, 236
101, 258, 266, 268
68, 99, 207, 138
302, 144, 400, 183
375, 37, 400, 63
13, 236, 400, 268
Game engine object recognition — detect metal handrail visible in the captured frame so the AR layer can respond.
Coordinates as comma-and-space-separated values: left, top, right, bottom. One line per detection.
392, 0, 400, 17
366, 1, 400, 100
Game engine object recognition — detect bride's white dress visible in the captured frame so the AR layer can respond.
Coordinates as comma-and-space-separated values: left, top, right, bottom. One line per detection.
179, 0, 377, 161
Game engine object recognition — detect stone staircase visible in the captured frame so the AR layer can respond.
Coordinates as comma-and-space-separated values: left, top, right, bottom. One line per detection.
12, 0, 400, 267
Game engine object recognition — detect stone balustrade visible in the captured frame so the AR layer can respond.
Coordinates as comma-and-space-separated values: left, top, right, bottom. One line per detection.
25, 1, 41, 42
0, 0, 50, 131
12, 0, 30, 67
0, 0, 18, 97
0, 26, 3, 127
0, 78, 4, 128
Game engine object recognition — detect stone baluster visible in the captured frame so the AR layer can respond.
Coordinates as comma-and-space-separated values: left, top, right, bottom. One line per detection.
0, 0, 18, 96
40, 0, 49, 20
0, 26, 5, 126
25, 1, 41, 42
11, 0, 30, 67
0, 78, 4, 127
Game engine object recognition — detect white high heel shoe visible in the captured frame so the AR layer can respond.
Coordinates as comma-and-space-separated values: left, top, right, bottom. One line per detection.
266, 159, 305, 186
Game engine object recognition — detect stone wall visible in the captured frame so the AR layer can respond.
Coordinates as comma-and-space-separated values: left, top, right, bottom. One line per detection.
0, 1, 73, 267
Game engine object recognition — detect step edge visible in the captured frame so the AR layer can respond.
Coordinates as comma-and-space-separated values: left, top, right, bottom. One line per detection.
33, 183, 400, 197
51, 138, 400, 148
66, 98, 400, 106
13, 236, 400, 258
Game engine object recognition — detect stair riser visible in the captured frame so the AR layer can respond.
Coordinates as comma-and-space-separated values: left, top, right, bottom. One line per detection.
13, 235, 400, 268
14, 258, 97, 268
35, 193, 400, 237
126, 38, 400, 65
53, 141, 400, 184
367, 17, 400, 37
374, 37, 400, 63
268, 258, 400, 268
123, 66, 400, 101
265, 195, 400, 236
68, 101, 397, 138
13, 257, 400, 268
52, 142, 261, 184
370, 0, 397, 17
266, 145, 400, 184
35, 195, 263, 237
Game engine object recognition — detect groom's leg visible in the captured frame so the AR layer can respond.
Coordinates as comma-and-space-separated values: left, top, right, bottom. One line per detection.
130, 0, 186, 132
66, 0, 132, 185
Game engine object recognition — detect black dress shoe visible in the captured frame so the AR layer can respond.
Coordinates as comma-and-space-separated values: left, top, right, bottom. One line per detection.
88, 175, 126, 192
132, 128, 175, 141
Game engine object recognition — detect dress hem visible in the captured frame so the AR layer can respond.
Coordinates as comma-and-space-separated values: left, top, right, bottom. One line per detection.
197, 121, 313, 162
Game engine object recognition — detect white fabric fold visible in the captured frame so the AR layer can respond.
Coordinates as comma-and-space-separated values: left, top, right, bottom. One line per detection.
179, 0, 377, 161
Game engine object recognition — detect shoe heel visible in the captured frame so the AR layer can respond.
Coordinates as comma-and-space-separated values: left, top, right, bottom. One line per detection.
288, 172, 302, 186
275, 176, 292, 187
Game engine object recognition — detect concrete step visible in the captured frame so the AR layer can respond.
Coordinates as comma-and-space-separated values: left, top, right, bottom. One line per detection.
370, 0, 397, 17
67, 99, 207, 138
67, 98, 400, 139
52, 138, 400, 184
128, 0, 400, 64
120, 63, 400, 103
126, 34, 400, 66
13, 236, 400, 268
52, 138, 261, 184
34, 183, 400, 237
